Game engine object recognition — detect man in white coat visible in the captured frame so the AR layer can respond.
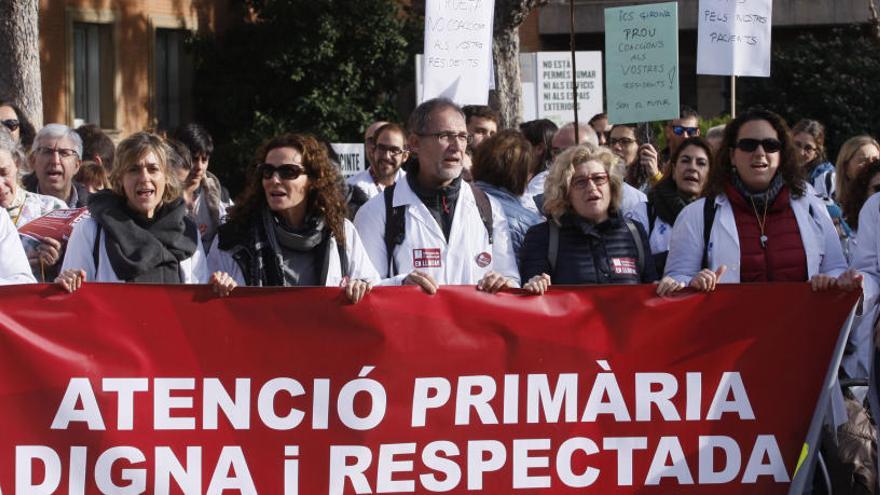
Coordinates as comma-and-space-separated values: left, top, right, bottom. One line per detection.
354, 98, 520, 293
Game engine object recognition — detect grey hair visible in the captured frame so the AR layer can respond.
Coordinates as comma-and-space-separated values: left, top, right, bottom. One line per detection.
32, 123, 83, 159
407, 98, 465, 135
0, 126, 25, 171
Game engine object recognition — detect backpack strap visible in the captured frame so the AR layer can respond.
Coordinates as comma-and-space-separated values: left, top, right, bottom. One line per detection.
468, 182, 494, 244
92, 223, 102, 274
336, 235, 349, 279
383, 184, 407, 278
702, 196, 717, 270
647, 201, 656, 234
624, 219, 646, 277
825, 171, 834, 199
547, 221, 559, 275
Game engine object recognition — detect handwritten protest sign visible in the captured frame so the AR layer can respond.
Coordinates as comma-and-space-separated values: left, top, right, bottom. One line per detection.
330, 143, 366, 178
697, 0, 772, 77
422, 0, 495, 105
536, 52, 604, 127
605, 2, 679, 124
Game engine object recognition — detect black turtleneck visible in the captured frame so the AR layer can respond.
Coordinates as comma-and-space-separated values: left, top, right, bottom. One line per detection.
406, 166, 462, 242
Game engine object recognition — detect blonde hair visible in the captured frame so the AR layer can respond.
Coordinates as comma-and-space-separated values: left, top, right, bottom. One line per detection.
109, 131, 180, 205
542, 143, 622, 224
835, 135, 880, 206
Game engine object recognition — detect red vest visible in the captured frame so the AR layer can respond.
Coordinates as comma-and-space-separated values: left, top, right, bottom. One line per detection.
725, 183, 808, 282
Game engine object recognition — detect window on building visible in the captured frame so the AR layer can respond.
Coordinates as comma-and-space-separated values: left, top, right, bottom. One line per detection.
72, 22, 114, 128
155, 29, 194, 131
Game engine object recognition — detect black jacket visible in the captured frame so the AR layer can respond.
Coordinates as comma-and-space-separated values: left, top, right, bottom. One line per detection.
519, 212, 657, 285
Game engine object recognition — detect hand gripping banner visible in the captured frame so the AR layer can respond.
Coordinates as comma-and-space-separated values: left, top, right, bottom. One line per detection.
0, 283, 860, 494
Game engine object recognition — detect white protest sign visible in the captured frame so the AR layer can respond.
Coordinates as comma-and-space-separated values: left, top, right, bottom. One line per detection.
535, 51, 604, 127
422, 0, 495, 105
331, 143, 366, 178
696, 0, 772, 77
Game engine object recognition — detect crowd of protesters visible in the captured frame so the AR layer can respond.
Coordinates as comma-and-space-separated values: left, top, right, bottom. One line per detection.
2, 97, 880, 488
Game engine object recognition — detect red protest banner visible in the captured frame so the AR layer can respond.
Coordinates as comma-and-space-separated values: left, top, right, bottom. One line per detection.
0, 283, 859, 494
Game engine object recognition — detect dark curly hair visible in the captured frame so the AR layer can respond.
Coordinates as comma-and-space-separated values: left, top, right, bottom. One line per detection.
843, 157, 880, 230
705, 108, 805, 198
225, 133, 348, 242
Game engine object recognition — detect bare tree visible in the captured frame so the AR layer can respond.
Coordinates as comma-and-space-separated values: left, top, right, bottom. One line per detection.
0, 0, 43, 128
493, 0, 548, 129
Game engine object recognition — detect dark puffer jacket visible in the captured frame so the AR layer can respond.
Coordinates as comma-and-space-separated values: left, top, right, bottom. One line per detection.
519, 212, 657, 284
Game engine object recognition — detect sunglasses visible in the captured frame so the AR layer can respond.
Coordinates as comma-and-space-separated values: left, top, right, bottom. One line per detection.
671, 126, 699, 136
258, 163, 309, 181
2, 119, 19, 132
735, 138, 782, 153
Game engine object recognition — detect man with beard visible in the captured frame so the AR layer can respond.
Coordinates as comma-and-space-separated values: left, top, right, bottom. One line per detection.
355, 98, 519, 293
346, 123, 408, 212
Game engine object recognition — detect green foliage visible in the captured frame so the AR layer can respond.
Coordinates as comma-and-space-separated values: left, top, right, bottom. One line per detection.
738, 26, 880, 159
190, 0, 421, 194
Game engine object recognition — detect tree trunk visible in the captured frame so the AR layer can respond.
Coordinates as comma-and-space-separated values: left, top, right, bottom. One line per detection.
492, 0, 548, 129
870, 0, 880, 43
0, 0, 43, 129
492, 27, 523, 129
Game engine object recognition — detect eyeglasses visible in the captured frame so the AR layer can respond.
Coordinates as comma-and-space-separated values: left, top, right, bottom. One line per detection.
2, 119, 19, 132
672, 126, 699, 136
571, 173, 609, 190
375, 143, 406, 157
609, 137, 637, 147
36, 146, 78, 159
735, 138, 782, 153
258, 163, 309, 181
794, 141, 817, 153
417, 131, 472, 146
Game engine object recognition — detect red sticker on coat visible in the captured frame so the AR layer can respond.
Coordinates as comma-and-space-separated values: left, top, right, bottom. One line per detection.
611, 257, 638, 275
475, 252, 492, 268
413, 248, 442, 268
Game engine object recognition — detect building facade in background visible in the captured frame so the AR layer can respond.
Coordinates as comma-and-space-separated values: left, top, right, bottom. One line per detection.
521, 0, 875, 118
38, 0, 231, 138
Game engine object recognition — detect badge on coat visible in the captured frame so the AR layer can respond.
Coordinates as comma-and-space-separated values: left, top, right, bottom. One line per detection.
413, 248, 442, 268
475, 252, 492, 268
610, 257, 638, 275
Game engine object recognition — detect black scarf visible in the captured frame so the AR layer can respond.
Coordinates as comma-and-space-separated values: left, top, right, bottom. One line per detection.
88, 190, 198, 283
219, 207, 333, 287
648, 178, 693, 226
406, 166, 462, 241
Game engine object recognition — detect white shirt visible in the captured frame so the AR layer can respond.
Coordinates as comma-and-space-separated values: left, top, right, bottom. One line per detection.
354, 177, 520, 286
207, 219, 380, 287
0, 209, 35, 284
847, 192, 880, 379
61, 218, 209, 284
346, 168, 406, 200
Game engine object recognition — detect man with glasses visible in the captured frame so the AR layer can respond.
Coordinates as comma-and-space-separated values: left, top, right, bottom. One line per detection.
347, 123, 408, 203
663, 106, 701, 166
363, 120, 389, 173
23, 124, 89, 208
355, 98, 519, 294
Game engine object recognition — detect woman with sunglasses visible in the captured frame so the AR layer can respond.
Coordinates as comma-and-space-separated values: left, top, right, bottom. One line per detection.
56, 132, 208, 291
0, 100, 36, 148
207, 133, 379, 302
658, 109, 857, 296
518, 143, 657, 293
